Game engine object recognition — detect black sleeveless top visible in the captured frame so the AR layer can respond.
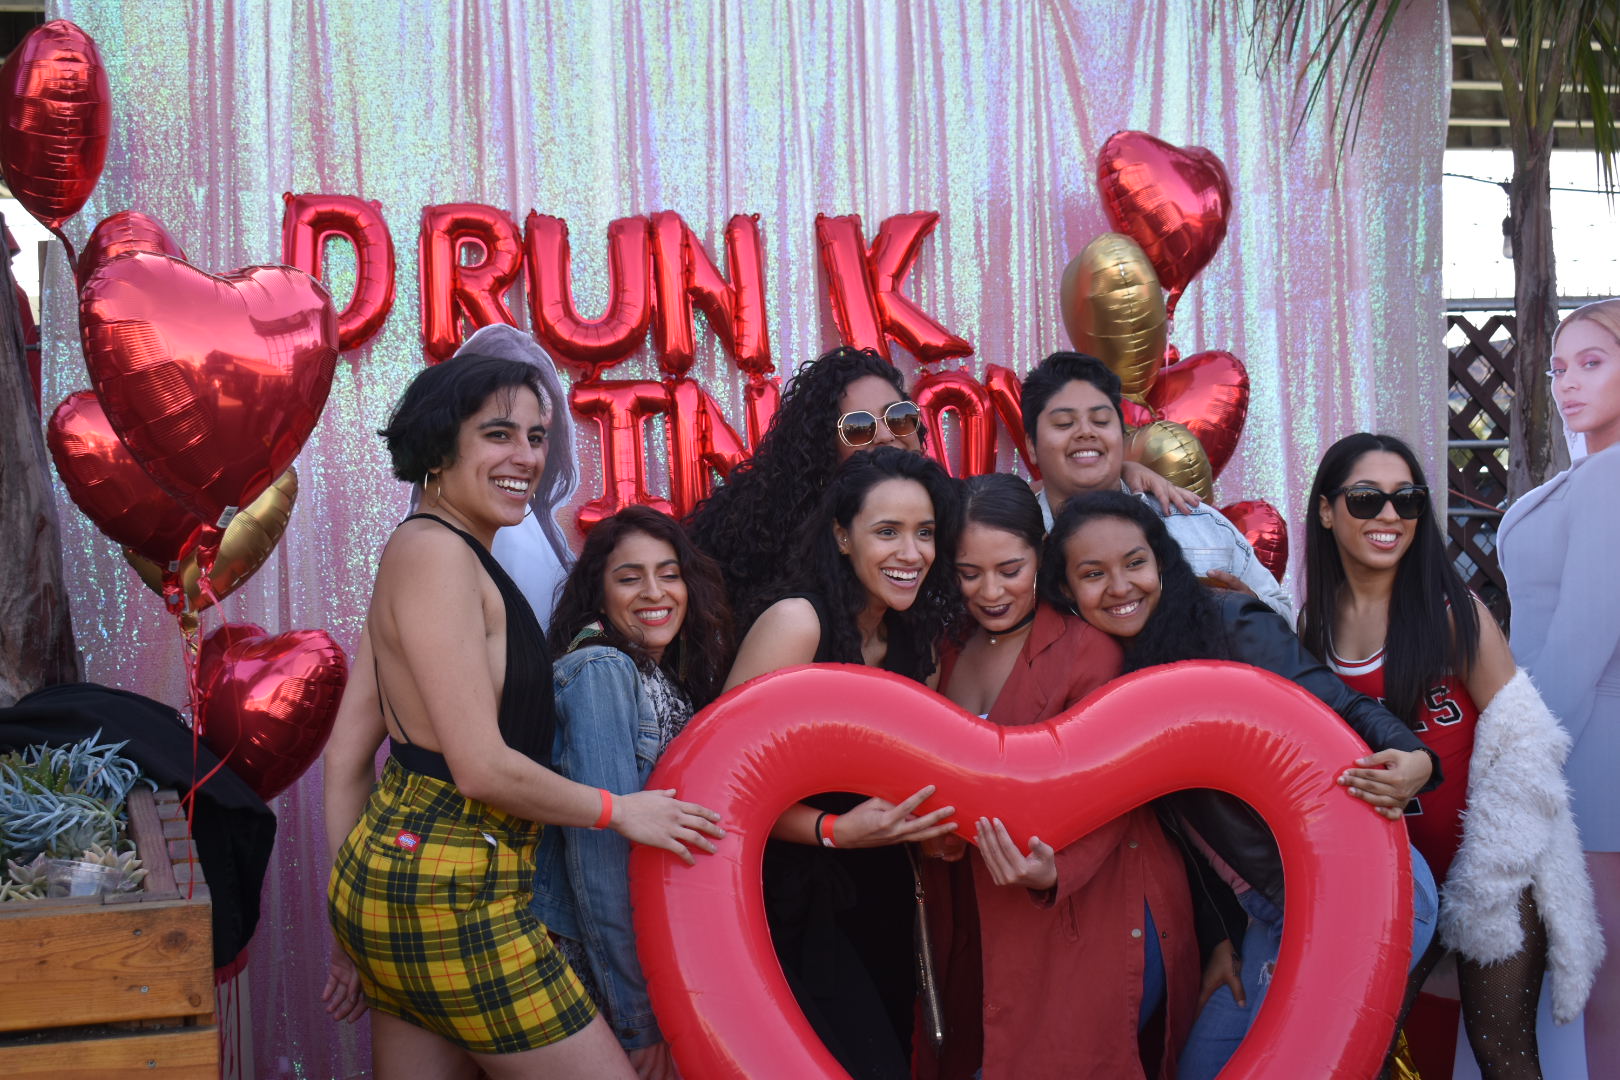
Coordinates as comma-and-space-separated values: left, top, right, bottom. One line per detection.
383, 514, 555, 776
782, 592, 932, 683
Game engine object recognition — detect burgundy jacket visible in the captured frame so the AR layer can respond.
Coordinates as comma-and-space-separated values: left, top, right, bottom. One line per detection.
918, 603, 1198, 1080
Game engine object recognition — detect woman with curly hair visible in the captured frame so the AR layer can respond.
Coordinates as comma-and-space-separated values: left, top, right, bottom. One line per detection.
724, 446, 963, 1079
687, 346, 924, 628
530, 506, 733, 1080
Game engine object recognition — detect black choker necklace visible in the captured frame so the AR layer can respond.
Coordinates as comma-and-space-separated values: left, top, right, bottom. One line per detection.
986, 608, 1037, 645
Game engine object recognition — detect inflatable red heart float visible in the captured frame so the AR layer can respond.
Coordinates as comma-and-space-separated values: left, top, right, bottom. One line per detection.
631, 662, 1409, 1079
196, 625, 347, 800
79, 251, 338, 527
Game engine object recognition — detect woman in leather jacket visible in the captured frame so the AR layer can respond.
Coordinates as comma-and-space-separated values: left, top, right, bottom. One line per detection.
1042, 490, 1441, 1080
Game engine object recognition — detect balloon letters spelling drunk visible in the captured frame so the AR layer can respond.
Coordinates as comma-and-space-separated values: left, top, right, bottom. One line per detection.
631, 663, 1410, 1079
527, 212, 652, 383
650, 211, 773, 380
282, 193, 397, 352
419, 203, 523, 362
816, 212, 971, 366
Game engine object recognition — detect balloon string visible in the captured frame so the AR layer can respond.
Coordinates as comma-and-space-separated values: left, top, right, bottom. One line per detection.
178, 557, 237, 900
49, 226, 79, 285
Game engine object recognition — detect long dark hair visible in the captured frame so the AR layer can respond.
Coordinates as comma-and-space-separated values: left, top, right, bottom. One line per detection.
548, 506, 734, 708
949, 473, 1045, 642
1301, 433, 1478, 726
1039, 490, 1229, 672
780, 446, 961, 682
686, 346, 923, 628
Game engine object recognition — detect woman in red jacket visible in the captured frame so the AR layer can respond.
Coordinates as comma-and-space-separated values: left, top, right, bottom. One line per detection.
920, 473, 1197, 1080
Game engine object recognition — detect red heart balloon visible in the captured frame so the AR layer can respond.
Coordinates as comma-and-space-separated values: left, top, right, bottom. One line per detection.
46, 389, 204, 566
195, 621, 268, 691
79, 252, 339, 526
631, 663, 1408, 1079
196, 626, 348, 800
78, 209, 187, 284
1221, 499, 1290, 582
0, 20, 110, 231
1146, 349, 1250, 477
1097, 131, 1232, 317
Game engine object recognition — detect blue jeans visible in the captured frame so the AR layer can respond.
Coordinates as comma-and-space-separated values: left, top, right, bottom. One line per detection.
1175, 845, 1438, 1080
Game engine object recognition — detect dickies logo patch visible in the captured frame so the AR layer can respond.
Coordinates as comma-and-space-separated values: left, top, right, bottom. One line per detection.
395, 830, 421, 851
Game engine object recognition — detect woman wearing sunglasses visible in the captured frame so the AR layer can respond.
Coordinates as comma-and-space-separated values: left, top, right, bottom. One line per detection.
529, 506, 734, 1080
688, 345, 1184, 634
687, 346, 925, 630
1044, 489, 1441, 1080
1303, 432, 1598, 1079
1498, 301, 1620, 1077
914, 473, 1196, 1080
724, 447, 963, 1080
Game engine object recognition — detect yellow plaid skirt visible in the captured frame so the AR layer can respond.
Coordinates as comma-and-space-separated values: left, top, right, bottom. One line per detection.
328, 756, 596, 1053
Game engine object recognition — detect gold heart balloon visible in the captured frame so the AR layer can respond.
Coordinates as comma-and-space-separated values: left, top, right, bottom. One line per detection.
125, 467, 297, 613
1060, 232, 1168, 401
1127, 419, 1212, 502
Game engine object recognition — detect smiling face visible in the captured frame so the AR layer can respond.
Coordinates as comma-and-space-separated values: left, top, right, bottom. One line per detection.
835, 375, 923, 463
1061, 516, 1161, 639
834, 478, 937, 613
431, 386, 549, 543
1551, 318, 1620, 453
1026, 379, 1124, 507
601, 530, 688, 663
954, 522, 1039, 634
1316, 450, 1418, 575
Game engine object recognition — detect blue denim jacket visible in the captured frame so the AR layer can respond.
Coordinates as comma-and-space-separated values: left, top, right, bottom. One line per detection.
531, 645, 667, 1050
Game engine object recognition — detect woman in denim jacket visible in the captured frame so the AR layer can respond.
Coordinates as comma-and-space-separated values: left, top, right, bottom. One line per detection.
531, 507, 734, 1079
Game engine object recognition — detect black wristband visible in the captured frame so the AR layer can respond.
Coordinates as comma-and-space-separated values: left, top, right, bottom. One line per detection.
812, 810, 831, 847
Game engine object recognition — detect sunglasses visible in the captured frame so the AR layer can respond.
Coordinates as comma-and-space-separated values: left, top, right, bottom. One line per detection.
836, 399, 921, 447
1329, 484, 1430, 520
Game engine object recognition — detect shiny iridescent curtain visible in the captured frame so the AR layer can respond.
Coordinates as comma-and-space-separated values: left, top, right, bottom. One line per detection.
43, 2, 1448, 1075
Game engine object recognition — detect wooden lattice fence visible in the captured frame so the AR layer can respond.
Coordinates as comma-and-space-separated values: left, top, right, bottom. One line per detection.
1445, 312, 1514, 627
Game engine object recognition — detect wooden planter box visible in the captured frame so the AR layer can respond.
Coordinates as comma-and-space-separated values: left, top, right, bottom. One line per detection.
0, 788, 218, 1078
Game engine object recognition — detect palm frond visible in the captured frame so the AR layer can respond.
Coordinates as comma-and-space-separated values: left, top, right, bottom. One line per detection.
1252, 0, 1620, 193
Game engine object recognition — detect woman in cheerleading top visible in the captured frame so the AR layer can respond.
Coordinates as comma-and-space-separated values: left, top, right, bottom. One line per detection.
1302, 431, 1600, 1079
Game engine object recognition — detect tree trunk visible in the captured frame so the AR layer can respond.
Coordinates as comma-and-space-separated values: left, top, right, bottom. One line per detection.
1507, 141, 1570, 500
0, 220, 80, 705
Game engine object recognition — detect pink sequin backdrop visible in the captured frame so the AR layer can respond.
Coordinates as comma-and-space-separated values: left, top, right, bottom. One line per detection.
40, 2, 1448, 1075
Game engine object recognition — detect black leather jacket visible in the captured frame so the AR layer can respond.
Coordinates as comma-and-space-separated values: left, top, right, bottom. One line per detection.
1163, 592, 1440, 944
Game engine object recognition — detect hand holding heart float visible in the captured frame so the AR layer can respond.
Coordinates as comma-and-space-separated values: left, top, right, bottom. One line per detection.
631, 663, 1411, 1079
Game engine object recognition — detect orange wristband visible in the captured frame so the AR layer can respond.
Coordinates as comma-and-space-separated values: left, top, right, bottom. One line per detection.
592, 789, 614, 830
818, 812, 839, 848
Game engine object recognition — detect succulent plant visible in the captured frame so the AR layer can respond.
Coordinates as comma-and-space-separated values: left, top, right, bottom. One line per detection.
1, 853, 51, 901
0, 732, 151, 864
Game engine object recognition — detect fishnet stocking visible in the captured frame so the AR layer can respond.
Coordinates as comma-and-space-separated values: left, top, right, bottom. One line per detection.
1457, 889, 1547, 1080
1380, 889, 1548, 1080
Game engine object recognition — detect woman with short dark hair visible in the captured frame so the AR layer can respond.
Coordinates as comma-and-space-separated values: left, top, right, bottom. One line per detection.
322, 356, 723, 1078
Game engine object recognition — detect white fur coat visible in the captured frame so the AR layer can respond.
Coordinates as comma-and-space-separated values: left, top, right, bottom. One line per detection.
1437, 669, 1604, 1022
